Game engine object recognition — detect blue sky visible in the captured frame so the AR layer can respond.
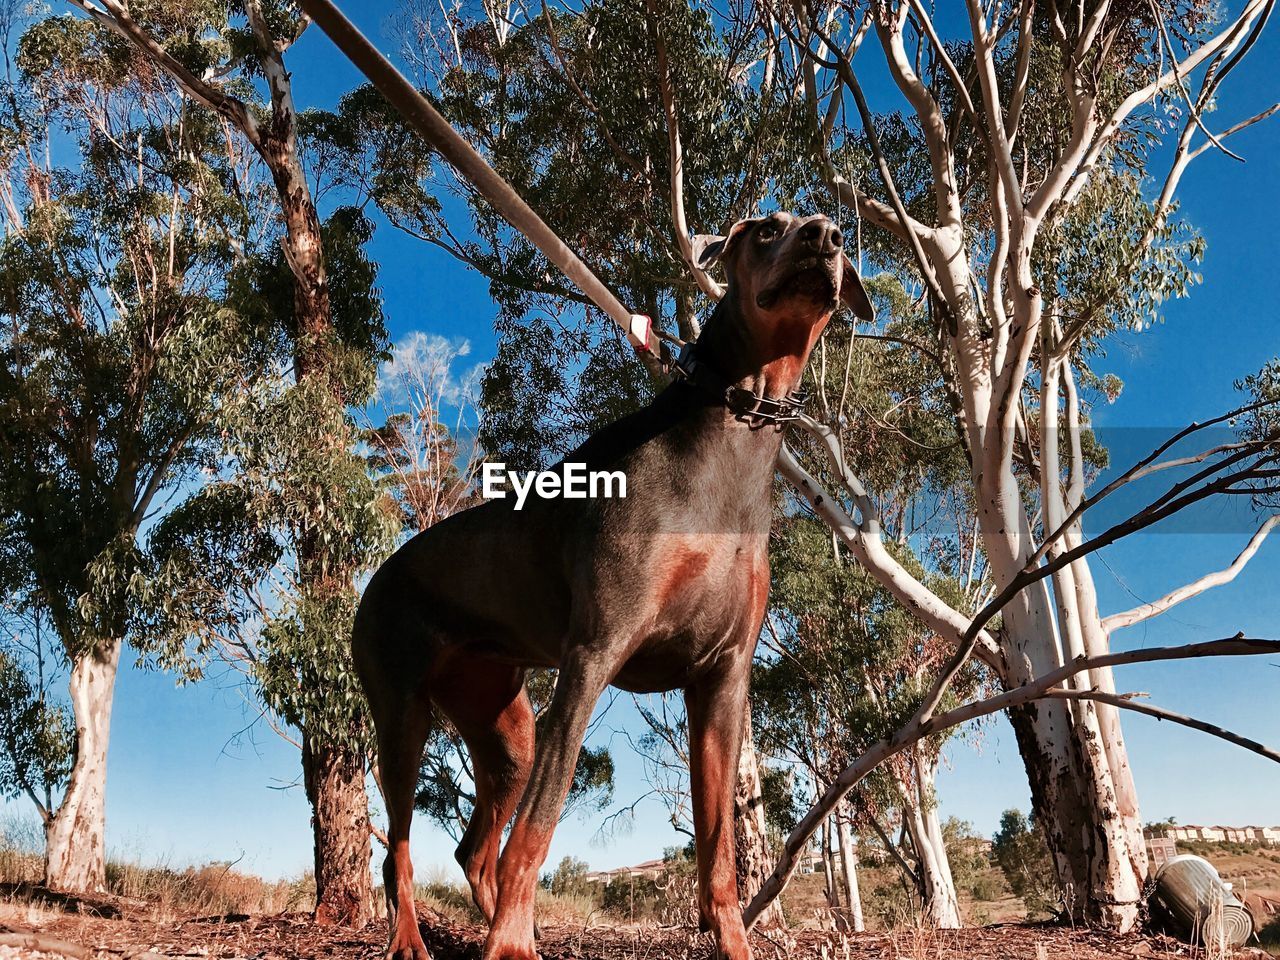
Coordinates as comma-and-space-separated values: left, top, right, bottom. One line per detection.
30, 2, 1280, 882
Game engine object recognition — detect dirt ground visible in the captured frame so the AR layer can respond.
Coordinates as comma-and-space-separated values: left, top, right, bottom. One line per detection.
0, 898, 1269, 960
0, 846, 1276, 960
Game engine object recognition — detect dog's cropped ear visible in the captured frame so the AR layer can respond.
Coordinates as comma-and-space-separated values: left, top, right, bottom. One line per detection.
692, 218, 763, 270
839, 254, 876, 321
691, 233, 728, 269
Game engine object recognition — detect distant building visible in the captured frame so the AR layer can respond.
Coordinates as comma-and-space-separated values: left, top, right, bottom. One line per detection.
1149, 824, 1280, 846
583, 858, 667, 884
798, 847, 823, 875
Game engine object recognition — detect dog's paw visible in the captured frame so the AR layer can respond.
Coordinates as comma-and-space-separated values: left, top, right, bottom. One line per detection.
385, 945, 431, 960
385, 933, 431, 960
481, 938, 539, 960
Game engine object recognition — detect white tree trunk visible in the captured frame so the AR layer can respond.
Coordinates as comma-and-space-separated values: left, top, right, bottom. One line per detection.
734, 713, 785, 928
835, 806, 864, 933
932, 245, 1145, 931
901, 757, 961, 929
821, 816, 837, 909
44, 640, 122, 892
983, 488, 1144, 930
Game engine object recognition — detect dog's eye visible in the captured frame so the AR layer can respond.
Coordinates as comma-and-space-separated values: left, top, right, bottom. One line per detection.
757, 223, 779, 242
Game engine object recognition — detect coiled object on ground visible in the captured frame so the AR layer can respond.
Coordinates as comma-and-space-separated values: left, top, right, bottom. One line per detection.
1153, 854, 1254, 948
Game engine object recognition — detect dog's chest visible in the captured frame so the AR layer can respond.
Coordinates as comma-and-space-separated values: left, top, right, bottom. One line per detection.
605, 532, 768, 692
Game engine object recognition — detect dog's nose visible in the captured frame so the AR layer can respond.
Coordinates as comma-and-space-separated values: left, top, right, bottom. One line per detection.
798, 220, 844, 256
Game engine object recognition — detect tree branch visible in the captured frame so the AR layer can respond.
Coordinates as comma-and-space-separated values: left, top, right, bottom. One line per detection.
743, 636, 1280, 928
1030, 398, 1280, 570
803, 13, 954, 330
1047, 688, 1280, 765
1102, 515, 1280, 632
65, 0, 261, 147
647, 0, 724, 303
777, 437, 1003, 668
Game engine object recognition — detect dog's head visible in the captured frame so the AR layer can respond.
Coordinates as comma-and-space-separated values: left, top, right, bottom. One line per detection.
693, 212, 875, 325
692, 213, 874, 393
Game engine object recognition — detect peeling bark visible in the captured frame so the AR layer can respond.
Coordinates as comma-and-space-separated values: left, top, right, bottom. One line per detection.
835, 807, 864, 933
820, 817, 837, 909
734, 712, 784, 928
933, 237, 1145, 931
303, 737, 373, 927
900, 756, 961, 929
44, 641, 122, 892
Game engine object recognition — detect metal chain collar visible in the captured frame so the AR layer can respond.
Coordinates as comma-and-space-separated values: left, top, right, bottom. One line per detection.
671, 342, 809, 428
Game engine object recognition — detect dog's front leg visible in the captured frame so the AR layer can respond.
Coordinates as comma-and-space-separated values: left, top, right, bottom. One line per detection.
481, 649, 613, 960
686, 648, 755, 960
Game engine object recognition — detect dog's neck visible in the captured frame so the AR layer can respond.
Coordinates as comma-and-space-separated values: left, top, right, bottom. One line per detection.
691, 287, 830, 402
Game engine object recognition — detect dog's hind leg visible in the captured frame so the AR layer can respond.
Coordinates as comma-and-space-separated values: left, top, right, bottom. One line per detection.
369, 693, 433, 960
434, 656, 534, 926
354, 591, 435, 960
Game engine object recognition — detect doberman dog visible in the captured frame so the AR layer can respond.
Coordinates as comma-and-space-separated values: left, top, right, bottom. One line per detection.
353, 211, 874, 960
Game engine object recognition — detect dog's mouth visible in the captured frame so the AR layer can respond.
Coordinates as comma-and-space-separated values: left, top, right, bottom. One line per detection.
755, 257, 840, 310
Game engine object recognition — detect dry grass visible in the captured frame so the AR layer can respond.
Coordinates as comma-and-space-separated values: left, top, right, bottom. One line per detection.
409, 865, 599, 928
105, 859, 314, 920
0, 812, 313, 922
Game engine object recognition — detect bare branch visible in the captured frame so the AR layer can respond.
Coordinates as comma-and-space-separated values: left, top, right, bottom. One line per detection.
1072, 0, 1270, 202
1102, 515, 1280, 632
1147, 0, 1244, 162
647, 0, 724, 302
743, 636, 1280, 928
802, 13, 954, 331
777, 438, 1003, 667
1189, 103, 1280, 160
770, 2, 916, 243
1046, 688, 1280, 764
66, 0, 261, 146
1030, 398, 1280, 569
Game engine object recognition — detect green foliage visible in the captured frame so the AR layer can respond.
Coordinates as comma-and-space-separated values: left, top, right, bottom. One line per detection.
227, 205, 391, 399
754, 508, 982, 808
332, 0, 816, 468
992, 808, 1060, 919
0, 650, 74, 809
760, 763, 800, 837
941, 817, 1005, 903
141, 361, 400, 749
0, 12, 273, 664
1036, 166, 1204, 359
542, 855, 592, 897
1240, 360, 1280, 439
4, 4, 399, 764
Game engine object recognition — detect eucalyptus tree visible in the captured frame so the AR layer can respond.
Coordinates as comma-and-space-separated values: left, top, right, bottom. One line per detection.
60, 0, 397, 923
0, 12, 270, 889
758, 491, 982, 928
752, 0, 1280, 928
141, 203, 396, 927
0, 616, 74, 833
